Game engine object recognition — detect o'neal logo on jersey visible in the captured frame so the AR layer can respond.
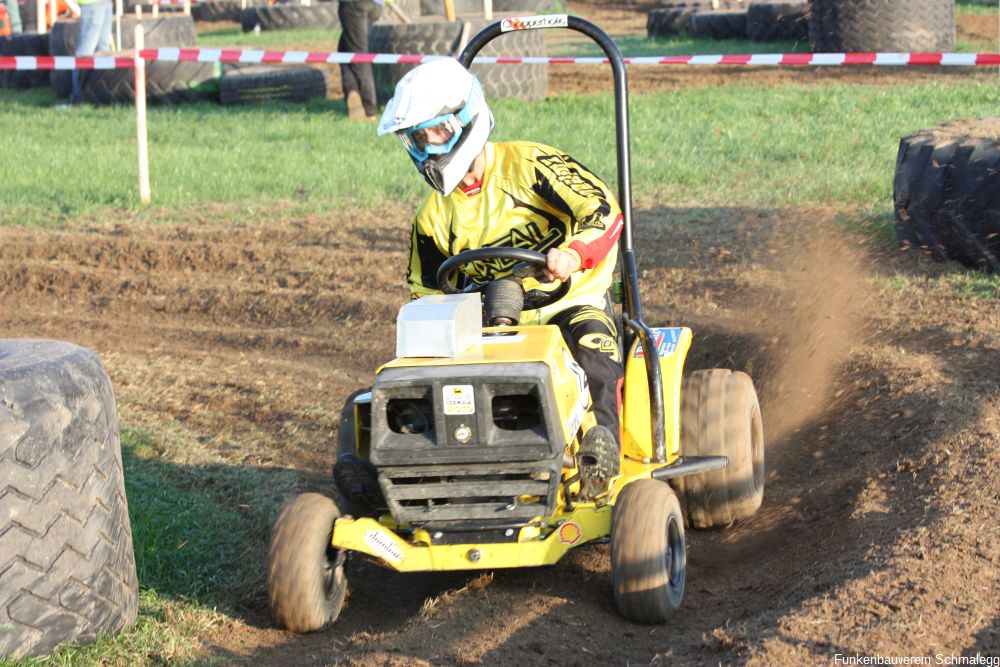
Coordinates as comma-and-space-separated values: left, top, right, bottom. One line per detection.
537, 153, 604, 199
465, 222, 562, 281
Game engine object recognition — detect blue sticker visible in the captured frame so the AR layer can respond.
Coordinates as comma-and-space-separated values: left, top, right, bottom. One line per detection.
634, 328, 683, 358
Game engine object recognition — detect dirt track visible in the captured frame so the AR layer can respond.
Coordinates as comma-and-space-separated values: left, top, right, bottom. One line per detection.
1, 2, 999, 664
1, 204, 997, 664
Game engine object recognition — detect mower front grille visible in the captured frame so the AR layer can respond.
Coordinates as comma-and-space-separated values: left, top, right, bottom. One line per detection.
378, 460, 561, 528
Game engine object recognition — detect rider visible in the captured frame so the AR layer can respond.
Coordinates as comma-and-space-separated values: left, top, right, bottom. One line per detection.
377, 58, 625, 462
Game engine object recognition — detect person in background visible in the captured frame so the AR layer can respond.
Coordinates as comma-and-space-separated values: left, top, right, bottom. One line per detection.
338, 0, 382, 121
2, 0, 22, 34
71, 0, 112, 103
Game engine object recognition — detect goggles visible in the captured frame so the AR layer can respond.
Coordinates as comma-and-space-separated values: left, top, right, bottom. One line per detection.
399, 113, 465, 163
397, 83, 482, 163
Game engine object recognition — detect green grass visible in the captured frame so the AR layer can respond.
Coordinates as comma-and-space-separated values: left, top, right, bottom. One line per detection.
2, 428, 302, 666
197, 26, 341, 50
3, 78, 999, 225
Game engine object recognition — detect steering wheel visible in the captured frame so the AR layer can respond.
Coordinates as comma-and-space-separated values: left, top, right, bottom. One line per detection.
436, 247, 571, 312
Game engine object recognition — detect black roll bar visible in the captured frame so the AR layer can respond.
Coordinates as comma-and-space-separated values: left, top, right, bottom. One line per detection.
458, 15, 669, 463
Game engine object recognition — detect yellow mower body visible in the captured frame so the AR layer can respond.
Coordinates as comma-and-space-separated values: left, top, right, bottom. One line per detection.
330, 322, 694, 571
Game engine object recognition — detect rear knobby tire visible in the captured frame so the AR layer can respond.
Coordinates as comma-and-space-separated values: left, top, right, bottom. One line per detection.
611, 479, 686, 624
267, 492, 347, 633
0, 340, 139, 658
675, 369, 765, 529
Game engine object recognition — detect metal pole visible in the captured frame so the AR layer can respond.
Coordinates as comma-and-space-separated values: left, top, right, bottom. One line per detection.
134, 23, 151, 204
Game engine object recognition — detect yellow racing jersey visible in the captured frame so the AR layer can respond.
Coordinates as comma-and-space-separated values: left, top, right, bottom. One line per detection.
407, 140, 624, 324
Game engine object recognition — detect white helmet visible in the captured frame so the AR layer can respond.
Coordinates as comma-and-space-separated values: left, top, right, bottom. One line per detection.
378, 58, 494, 196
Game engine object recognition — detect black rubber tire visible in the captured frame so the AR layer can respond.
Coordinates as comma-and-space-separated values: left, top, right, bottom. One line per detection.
894, 121, 1000, 273
808, 0, 956, 52
219, 64, 327, 105
674, 369, 765, 529
687, 9, 749, 39
368, 17, 547, 104
646, 1, 740, 39
419, 0, 559, 14
0, 34, 49, 90
332, 389, 386, 516
267, 492, 347, 633
240, 2, 340, 32
611, 479, 686, 624
0, 340, 139, 658
746, 1, 808, 42
49, 16, 206, 101
191, 0, 245, 22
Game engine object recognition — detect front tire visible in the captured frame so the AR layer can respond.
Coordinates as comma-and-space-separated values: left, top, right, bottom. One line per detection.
267, 493, 347, 633
611, 479, 686, 624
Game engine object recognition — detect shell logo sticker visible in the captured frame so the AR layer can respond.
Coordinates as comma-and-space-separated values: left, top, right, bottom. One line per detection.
558, 522, 582, 544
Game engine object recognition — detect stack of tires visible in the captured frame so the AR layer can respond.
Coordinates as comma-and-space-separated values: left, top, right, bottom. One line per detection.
48, 15, 219, 104
240, 1, 341, 32
0, 340, 139, 658
369, 16, 547, 103
0, 33, 50, 89
647, 1, 807, 42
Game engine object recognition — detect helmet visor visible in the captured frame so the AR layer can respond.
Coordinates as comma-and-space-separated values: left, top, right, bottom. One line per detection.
398, 113, 465, 163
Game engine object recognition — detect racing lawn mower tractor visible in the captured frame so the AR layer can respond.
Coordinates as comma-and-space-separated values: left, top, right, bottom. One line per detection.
266, 15, 765, 630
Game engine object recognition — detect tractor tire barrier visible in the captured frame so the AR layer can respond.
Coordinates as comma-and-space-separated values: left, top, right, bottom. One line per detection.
0, 340, 139, 658
894, 119, 1000, 273
809, 0, 956, 52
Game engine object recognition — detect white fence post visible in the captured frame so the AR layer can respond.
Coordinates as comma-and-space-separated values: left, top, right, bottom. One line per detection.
134, 24, 151, 204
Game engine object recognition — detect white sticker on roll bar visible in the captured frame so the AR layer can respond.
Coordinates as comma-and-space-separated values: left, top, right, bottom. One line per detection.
500, 15, 569, 32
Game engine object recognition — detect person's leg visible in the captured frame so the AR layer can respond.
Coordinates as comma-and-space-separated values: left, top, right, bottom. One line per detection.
6, 0, 23, 34
338, 0, 377, 117
338, 1, 363, 99
548, 302, 624, 441
72, 2, 106, 101
95, 0, 112, 52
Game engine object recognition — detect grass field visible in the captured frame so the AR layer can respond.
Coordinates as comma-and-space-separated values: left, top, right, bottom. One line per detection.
2, 78, 999, 227
1, 8, 999, 665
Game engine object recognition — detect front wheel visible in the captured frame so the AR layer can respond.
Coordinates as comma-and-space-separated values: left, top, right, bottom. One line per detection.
267, 493, 347, 633
611, 479, 686, 624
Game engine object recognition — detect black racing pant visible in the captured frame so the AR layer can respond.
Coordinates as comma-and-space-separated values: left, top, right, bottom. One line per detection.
337, 0, 381, 116
548, 298, 624, 445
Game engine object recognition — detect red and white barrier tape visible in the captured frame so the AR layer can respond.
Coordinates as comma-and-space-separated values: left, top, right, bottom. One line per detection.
3, 50, 1000, 70
140, 49, 1000, 67
0, 55, 136, 70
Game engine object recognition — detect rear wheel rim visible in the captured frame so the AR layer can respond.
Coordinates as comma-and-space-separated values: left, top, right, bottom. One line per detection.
750, 406, 765, 490
665, 515, 683, 594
